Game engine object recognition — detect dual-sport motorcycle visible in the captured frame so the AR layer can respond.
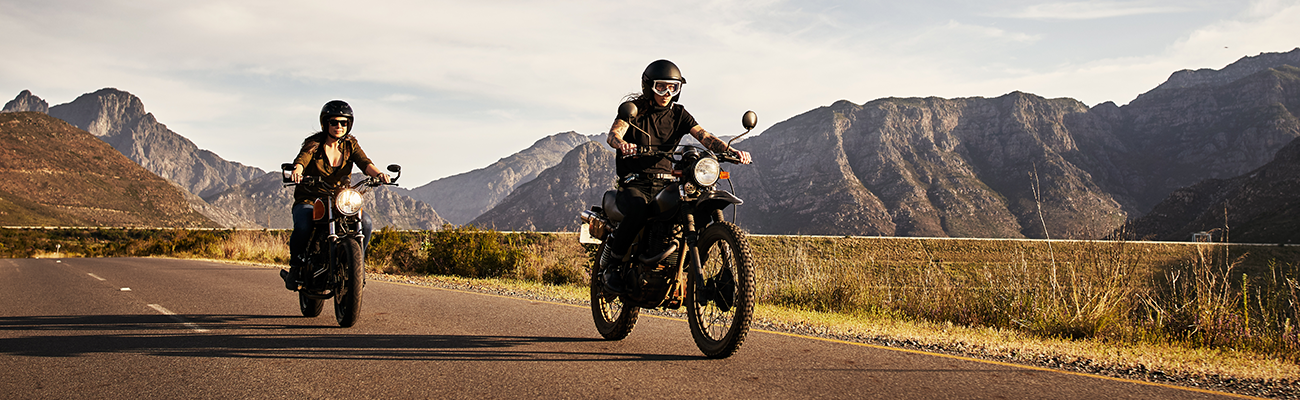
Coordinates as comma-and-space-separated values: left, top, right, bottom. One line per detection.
279, 163, 402, 327
579, 103, 759, 358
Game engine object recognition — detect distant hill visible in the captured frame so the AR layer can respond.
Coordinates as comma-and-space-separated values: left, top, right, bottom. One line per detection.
1, 90, 48, 113
1127, 132, 1300, 244
1106, 57, 1300, 213
204, 172, 447, 230
45, 88, 266, 199
474, 48, 1300, 238
0, 112, 218, 227
404, 131, 595, 224
469, 141, 615, 231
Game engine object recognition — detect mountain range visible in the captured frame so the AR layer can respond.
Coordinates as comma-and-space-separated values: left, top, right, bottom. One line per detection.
5, 48, 1299, 241
400, 132, 596, 225
472, 48, 1300, 241
3, 89, 446, 229
1127, 122, 1300, 243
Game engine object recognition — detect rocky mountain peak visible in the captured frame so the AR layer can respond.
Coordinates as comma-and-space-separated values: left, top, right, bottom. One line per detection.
2, 90, 49, 113
45, 88, 265, 199
49, 88, 151, 138
405, 130, 596, 224
1148, 47, 1300, 93
469, 141, 615, 231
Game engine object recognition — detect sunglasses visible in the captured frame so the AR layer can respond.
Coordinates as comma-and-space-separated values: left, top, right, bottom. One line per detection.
327, 120, 350, 127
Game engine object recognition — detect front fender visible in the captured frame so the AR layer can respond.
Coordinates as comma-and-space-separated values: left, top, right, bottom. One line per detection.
697, 190, 743, 214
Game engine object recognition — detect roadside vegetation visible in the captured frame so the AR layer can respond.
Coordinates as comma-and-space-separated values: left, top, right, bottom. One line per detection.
4, 226, 1298, 384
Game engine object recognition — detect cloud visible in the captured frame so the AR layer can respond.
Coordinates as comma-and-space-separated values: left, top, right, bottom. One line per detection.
1004, 1, 1189, 20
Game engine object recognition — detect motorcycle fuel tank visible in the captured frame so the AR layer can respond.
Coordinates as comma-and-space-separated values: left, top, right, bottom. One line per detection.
653, 183, 681, 220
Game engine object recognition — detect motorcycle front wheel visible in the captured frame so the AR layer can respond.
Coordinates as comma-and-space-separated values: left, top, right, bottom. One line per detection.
687, 221, 756, 359
590, 242, 638, 340
333, 238, 365, 327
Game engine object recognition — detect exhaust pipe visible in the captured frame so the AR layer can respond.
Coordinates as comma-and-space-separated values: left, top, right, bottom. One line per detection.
637, 243, 678, 266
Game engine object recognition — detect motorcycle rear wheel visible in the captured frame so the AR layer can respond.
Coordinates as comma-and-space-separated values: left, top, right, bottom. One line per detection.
590, 242, 638, 340
687, 221, 755, 359
333, 238, 365, 327
299, 291, 324, 317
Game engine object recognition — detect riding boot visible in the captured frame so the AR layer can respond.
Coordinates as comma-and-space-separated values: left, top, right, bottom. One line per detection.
282, 256, 305, 291
600, 245, 628, 294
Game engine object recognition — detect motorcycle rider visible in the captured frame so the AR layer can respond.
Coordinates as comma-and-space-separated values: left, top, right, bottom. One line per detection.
282, 100, 391, 290
601, 59, 752, 294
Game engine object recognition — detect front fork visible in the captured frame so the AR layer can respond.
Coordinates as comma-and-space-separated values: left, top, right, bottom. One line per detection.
685, 212, 708, 302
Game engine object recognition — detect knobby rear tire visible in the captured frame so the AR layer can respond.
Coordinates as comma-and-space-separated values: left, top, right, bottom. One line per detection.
687, 221, 756, 359
334, 238, 365, 328
591, 241, 638, 340
299, 292, 324, 317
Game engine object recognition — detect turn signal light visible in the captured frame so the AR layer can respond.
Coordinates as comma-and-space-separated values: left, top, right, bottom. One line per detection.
719, 171, 730, 180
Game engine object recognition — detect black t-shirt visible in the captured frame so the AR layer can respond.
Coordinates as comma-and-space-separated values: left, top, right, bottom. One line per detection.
615, 98, 698, 177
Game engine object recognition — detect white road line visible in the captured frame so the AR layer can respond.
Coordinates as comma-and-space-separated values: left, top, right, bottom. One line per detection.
147, 304, 210, 333
87, 273, 106, 281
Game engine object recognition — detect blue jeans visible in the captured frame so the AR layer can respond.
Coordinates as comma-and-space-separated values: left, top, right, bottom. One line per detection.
289, 203, 374, 262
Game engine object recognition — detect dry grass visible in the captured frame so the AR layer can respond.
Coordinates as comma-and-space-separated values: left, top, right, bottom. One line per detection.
748, 235, 1300, 364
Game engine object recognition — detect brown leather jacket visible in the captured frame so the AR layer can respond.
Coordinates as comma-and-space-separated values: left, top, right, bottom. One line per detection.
291, 133, 374, 205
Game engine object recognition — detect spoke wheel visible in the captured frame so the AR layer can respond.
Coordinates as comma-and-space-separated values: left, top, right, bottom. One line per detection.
590, 242, 638, 340
687, 221, 755, 359
333, 238, 365, 328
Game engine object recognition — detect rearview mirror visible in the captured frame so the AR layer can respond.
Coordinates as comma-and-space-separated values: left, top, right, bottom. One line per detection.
741, 111, 758, 131
617, 101, 638, 121
387, 164, 401, 173
280, 163, 294, 183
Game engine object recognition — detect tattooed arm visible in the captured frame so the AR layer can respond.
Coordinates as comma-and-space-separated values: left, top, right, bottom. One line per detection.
690, 125, 752, 164
607, 119, 637, 154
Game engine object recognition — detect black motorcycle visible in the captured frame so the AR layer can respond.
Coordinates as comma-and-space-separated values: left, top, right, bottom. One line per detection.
579, 104, 759, 358
280, 163, 401, 327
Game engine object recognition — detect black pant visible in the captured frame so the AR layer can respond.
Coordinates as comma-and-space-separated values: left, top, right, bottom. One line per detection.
608, 179, 666, 256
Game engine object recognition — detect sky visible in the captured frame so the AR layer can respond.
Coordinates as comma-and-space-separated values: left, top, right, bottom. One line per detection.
3, 0, 1299, 186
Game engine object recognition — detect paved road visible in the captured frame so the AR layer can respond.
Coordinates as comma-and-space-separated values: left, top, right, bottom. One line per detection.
0, 258, 1253, 399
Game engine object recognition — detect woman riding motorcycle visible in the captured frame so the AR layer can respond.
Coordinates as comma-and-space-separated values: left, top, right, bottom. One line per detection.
282, 100, 391, 290
601, 59, 753, 293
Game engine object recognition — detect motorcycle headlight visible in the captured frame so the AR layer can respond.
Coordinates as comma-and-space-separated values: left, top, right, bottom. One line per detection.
335, 189, 364, 216
692, 157, 721, 186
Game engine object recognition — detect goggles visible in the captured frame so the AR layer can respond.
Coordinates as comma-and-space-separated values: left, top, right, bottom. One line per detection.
327, 119, 350, 127
651, 80, 682, 97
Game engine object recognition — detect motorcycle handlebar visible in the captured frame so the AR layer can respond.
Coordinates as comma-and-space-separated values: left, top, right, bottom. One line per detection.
282, 175, 396, 189
621, 147, 746, 164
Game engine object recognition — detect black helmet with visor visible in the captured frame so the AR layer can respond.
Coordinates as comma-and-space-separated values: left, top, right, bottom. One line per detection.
320, 100, 354, 134
641, 59, 686, 103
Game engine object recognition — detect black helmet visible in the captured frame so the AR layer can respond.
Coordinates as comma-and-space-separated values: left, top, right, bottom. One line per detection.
320, 100, 354, 134
641, 59, 686, 102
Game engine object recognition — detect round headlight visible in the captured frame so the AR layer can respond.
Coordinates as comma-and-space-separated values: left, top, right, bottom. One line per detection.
693, 157, 721, 186
335, 189, 364, 216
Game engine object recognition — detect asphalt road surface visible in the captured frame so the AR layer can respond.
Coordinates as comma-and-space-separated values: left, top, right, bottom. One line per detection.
0, 258, 1256, 399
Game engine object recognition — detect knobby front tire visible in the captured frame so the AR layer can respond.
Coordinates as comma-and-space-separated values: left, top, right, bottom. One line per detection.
687, 221, 756, 359
591, 241, 638, 340
334, 238, 365, 328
